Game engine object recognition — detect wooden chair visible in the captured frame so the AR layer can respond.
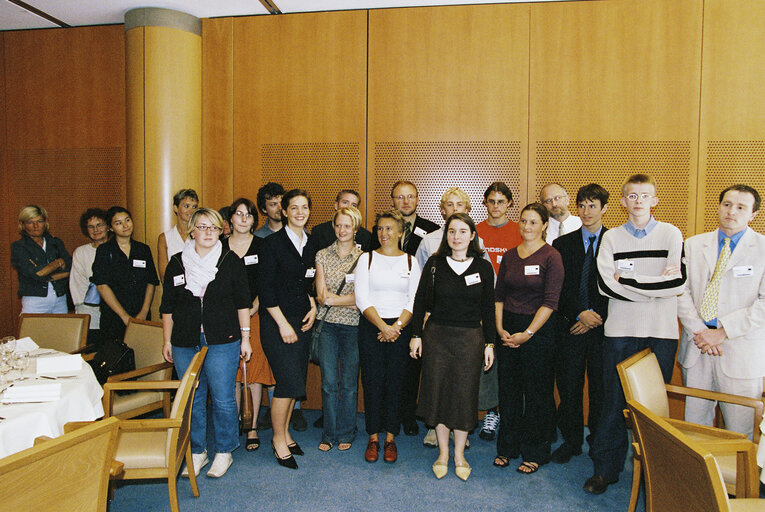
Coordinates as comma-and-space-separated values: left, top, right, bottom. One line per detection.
104, 319, 173, 419
18, 312, 90, 354
0, 416, 120, 512
617, 348, 763, 510
627, 400, 763, 512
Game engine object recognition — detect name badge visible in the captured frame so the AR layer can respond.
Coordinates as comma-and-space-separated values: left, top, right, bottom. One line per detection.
244, 255, 258, 265
133, 259, 146, 268
345, 274, 355, 283
525, 265, 540, 276
173, 274, 185, 287
414, 226, 428, 237
400, 271, 411, 279
355, 243, 362, 250
305, 268, 316, 278
733, 265, 753, 278
465, 273, 481, 286
496, 255, 503, 264
617, 260, 634, 271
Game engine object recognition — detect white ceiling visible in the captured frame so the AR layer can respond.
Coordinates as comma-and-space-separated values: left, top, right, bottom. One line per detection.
0, 0, 565, 31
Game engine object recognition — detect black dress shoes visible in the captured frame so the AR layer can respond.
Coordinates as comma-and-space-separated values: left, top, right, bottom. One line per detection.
272, 442, 298, 470
551, 443, 582, 464
402, 420, 419, 436
287, 442, 304, 456
583, 475, 618, 495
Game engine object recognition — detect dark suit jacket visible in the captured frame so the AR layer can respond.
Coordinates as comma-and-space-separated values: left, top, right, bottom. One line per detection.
258, 227, 316, 318
552, 226, 609, 325
307, 220, 373, 264
370, 214, 439, 255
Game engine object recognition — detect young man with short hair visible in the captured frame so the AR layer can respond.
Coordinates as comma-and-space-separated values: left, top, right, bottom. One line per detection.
540, 183, 582, 244
254, 182, 285, 239
584, 173, 685, 495
308, 189, 373, 252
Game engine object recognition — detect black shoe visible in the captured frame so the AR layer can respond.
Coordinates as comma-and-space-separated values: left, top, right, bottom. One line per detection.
551, 443, 582, 464
402, 420, 419, 436
583, 475, 618, 495
258, 408, 272, 430
291, 409, 307, 431
287, 442, 304, 456
272, 442, 298, 470
313, 414, 324, 429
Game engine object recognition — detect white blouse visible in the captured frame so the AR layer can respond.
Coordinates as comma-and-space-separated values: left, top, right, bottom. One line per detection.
354, 252, 421, 319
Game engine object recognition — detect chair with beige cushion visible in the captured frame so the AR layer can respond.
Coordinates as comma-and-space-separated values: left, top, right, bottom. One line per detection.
617, 348, 762, 510
0, 416, 120, 512
18, 312, 90, 353
627, 399, 763, 512
104, 319, 173, 419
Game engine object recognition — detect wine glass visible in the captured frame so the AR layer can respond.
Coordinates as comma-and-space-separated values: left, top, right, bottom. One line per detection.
0, 336, 15, 357
10, 351, 30, 381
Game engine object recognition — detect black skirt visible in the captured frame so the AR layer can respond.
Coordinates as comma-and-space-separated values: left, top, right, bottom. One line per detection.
259, 312, 309, 400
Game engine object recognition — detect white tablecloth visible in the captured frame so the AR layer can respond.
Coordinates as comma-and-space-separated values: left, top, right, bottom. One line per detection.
0, 352, 104, 458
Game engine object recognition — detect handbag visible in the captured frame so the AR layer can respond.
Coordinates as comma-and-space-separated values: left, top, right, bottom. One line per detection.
83, 282, 101, 306
239, 357, 253, 433
310, 254, 361, 365
88, 337, 136, 386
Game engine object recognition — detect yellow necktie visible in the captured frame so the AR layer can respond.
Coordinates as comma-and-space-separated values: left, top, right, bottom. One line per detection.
699, 238, 731, 322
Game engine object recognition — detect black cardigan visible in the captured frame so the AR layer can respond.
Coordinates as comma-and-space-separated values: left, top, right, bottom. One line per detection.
160, 249, 251, 346
11, 233, 71, 298
258, 227, 316, 319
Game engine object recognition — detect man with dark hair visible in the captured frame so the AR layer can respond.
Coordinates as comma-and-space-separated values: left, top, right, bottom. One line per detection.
255, 182, 286, 239
678, 184, 764, 439
308, 189, 373, 253
551, 184, 609, 464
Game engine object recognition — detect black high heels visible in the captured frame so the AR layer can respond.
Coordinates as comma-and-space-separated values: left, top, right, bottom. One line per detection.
287, 442, 304, 456
271, 441, 298, 469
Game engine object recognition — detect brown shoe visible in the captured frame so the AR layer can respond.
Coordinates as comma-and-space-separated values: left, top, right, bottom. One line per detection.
364, 439, 379, 463
383, 440, 398, 463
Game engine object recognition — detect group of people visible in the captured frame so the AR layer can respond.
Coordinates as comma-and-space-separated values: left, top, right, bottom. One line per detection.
10, 173, 763, 491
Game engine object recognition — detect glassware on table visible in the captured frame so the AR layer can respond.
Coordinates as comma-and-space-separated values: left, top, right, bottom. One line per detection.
0, 336, 15, 356
10, 351, 30, 381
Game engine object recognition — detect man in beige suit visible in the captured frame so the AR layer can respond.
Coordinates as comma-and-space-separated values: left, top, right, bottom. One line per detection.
678, 184, 765, 439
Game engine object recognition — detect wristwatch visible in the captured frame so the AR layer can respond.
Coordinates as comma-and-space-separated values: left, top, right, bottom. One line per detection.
525, 329, 535, 337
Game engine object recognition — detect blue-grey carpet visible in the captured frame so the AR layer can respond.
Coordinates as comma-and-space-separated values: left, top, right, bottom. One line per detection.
110, 410, 638, 512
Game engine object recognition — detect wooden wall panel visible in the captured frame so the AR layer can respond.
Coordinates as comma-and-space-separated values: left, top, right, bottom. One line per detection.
0, 35, 11, 337
232, 11, 367, 233
202, 18, 234, 211
368, 5, 529, 225
697, 0, 765, 235
529, 0, 703, 237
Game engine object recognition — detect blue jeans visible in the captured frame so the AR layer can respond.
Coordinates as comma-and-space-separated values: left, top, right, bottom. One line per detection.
21, 284, 67, 313
318, 322, 359, 444
172, 333, 241, 454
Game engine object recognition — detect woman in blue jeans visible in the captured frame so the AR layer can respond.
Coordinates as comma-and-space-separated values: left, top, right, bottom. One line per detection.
161, 208, 252, 479
314, 206, 364, 452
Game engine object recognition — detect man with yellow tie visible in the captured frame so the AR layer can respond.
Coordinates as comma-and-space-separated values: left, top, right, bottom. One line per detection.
678, 184, 765, 439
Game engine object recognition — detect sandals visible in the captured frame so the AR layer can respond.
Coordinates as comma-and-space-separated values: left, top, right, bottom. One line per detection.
318, 441, 333, 452
246, 429, 260, 451
493, 455, 510, 468
338, 443, 352, 451
517, 461, 540, 474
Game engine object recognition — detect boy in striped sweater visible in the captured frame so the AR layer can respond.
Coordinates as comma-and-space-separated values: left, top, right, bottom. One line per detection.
583, 173, 686, 495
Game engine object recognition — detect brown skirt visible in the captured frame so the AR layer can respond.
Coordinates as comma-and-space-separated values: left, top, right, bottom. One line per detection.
416, 321, 484, 432
236, 314, 276, 386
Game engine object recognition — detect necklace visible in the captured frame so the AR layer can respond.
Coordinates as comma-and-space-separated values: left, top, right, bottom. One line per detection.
450, 256, 469, 262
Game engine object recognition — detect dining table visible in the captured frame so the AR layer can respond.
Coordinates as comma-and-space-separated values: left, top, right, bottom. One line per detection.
0, 349, 104, 458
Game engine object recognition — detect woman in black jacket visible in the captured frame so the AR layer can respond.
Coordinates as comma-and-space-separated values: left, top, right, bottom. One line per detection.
161, 207, 252, 479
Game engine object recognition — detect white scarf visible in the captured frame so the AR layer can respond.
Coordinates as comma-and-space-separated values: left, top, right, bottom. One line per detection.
182, 239, 222, 298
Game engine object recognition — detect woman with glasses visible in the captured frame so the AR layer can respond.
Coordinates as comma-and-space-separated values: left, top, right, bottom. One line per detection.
258, 189, 317, 470
224, 197, 275, 451
161, 207, 252, 478
91, 206, 158, 342
69, 208, 109, 349
11, 205, 72, 314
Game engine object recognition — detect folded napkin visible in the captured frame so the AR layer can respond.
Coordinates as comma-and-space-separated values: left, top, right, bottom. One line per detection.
3, 381, 62, 402
36, 354, 82, 375
13, 337, 38, 353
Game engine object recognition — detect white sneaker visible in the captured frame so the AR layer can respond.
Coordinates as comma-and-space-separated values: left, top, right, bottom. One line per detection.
423, 429, 437, 447
181, 451, 209, 478
206, 452, 233, 478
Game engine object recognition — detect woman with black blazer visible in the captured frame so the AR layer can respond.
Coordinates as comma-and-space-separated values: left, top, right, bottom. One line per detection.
161, 207, 252, 479
258, 189, 317, 470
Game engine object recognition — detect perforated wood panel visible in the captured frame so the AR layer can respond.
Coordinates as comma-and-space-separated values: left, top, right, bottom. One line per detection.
260, 142, 361, 229
703, 142, 765, 234
373, 141, 522, 225
533, 141, 693, 235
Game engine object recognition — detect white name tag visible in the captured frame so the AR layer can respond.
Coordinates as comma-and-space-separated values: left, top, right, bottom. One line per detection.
733, 265, 754, 277
617, 260, 634, 271
345, 274, 355, 283
496, 255, 503, 264
465, 273, 481, 286
414, 226, 428, 237
524, 265, 540, 276
173, 274, 185, 286
400, 271, 411, 279
133, 259, 146, 268
244, 255, 258, 265
305, 268, 316, 278
355, 243, 362, 250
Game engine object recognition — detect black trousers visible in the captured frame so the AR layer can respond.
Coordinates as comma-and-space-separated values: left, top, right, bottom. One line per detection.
496, 311, 555, 464
398, 350, 421, 426
554, 315, 604, 450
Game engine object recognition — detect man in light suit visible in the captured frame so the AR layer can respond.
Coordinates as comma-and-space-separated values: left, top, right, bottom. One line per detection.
677, 184, 765, 439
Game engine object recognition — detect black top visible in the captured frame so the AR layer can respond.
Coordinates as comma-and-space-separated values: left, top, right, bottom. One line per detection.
258, 227, 317, 318
411, 256, 496, 345
552, 227, 609, 325
222, 236, 262, 303
370, 214, 440, 256
307, 220, 373, 259
11, 233, 71, 298
160, 249, 251, 346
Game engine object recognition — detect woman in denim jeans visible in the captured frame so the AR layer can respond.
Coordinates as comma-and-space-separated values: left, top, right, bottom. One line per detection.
314, 207, 364, 452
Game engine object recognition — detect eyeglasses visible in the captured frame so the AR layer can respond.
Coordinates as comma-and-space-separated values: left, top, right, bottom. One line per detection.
87, 223, 106, 230
195, 225, 222, 233
625, 193, 653, 202
233, 211, 254, 219
393, 194, 417, 201
542, 195, 568, 205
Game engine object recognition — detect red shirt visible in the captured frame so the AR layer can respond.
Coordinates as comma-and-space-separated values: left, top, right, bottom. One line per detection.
476, 219, 523, 275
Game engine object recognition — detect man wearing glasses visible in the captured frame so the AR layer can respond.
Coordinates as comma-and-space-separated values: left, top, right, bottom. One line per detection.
584, 173, 686, 495
385, 180, 439, 257
540, 183, 582, 244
